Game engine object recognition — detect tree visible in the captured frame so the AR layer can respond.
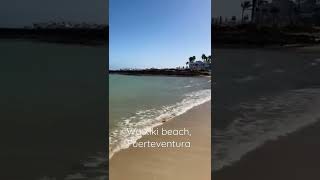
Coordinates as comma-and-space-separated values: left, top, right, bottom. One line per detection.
251, 0, 257, 23
187, 56, 196, 68
241, 1, 252, 23
207, 55, 212, 63
189, 56, 196, 63
201, 54, 207, 63
188, 57, 192, 65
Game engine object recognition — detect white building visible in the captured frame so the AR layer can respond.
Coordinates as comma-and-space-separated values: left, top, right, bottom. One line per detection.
189, 61, 211, 71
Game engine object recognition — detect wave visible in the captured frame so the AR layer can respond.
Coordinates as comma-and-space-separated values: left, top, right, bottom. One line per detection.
109, 89, 211, 159
213, 88, 320, 171
234, 75, 258, 83
62, 152, 107, 180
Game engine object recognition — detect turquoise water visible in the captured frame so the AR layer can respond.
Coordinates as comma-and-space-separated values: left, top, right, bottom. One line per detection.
109, 74, 211, 158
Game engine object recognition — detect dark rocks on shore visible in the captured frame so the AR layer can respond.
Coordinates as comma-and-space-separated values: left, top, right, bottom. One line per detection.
212, 24, 320, 48
0, 27, 108, 46
109, 69, 211, 76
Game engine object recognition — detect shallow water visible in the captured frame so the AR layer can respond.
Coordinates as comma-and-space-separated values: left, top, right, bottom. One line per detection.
213, 48, 320, 171
109, 74, 211, 158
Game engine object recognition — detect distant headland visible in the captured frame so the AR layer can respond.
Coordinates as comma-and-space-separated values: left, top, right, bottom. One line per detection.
110, 54, 212, 77
0, 22, 108, 46
213, 24, 320, 48
109, 69, 210, 76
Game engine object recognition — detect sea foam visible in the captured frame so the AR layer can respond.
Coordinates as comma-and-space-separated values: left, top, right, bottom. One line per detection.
109, 89, 211, 159
213, 88, 320, 171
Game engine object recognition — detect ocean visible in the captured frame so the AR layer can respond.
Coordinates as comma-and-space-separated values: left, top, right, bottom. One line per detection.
0, 40, 107, 180
109, 74, 211, 158
213, 48, 320, 171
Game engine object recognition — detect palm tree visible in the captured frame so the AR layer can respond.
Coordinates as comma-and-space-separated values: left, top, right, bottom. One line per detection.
187, 56, 196, 68
241, 1, 252, 23
207, 55, 212, 63
189, 56, 196, 63
251, 0, 257, 23
201, 54, 207, 63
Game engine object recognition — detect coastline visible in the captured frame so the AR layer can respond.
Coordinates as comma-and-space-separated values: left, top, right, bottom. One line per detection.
109, 101, 211, 180
109, 69, 211, 77
0, 28, 108, 46
212, 25, 320, 49
214, 41, 320, 57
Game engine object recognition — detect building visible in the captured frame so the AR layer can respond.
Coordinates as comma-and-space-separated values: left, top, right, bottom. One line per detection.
253, 0, 320, 26
189, 61, 211, 71
299, 0, 320, 25
254, 0, 297, 26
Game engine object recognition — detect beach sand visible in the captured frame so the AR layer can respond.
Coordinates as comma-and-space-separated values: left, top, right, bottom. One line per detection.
109, 101, 211, 180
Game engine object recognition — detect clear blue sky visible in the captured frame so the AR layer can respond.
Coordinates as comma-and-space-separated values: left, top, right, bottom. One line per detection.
109, 0, 211, 69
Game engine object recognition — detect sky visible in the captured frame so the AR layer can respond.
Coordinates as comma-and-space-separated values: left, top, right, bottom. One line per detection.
109, 0, 211, 69
0, 0, 108, 27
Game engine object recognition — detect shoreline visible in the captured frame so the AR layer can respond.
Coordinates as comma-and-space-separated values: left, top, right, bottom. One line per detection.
109, 69, 211, 77
214, 119, 320, 180
212, 25, 320, 49
213, 42, 320, 49
213, 43, 320, 49
213, 45, 320, 179
0, 28, 108, 46
109, 101, 211, 180
214, 43, 320, 57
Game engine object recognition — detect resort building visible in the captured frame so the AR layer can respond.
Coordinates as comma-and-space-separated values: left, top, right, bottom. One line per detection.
253, 0, 296, 26
189, 61, 211, 71
251, 0, 320, 26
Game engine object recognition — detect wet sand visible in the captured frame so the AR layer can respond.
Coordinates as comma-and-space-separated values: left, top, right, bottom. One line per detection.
109, 101, 211, 180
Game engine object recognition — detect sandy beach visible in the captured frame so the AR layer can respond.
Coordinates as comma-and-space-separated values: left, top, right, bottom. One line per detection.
109, 101, 211, 180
